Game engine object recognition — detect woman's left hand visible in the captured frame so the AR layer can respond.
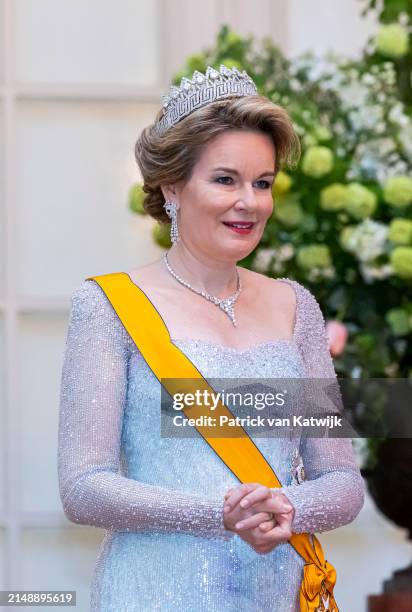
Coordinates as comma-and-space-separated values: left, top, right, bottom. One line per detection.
224, 483, 295, 547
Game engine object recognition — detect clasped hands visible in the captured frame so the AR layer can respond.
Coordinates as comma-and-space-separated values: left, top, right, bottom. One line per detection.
223, 483, 295, 554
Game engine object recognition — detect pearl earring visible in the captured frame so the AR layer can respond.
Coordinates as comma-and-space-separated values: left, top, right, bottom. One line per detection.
163, 199, 180, 244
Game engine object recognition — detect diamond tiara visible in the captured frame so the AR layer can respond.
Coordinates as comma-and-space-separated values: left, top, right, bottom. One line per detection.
153, 64, 258, 136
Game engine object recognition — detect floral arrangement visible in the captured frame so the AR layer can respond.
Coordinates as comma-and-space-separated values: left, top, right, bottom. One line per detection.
130, 16, 412, 389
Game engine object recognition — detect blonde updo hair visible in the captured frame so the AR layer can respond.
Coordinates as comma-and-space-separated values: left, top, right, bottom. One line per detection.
134, 95, 301, 224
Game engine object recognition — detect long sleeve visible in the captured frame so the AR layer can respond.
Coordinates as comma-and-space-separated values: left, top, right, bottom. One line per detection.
57, 279, 234, 540
276, 280, 366, 534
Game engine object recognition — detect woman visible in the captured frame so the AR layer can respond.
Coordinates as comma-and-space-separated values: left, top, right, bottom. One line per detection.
58, 65, 365, 611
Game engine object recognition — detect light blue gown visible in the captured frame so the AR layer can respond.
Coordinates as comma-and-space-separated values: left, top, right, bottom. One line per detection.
57, 277, 365, 612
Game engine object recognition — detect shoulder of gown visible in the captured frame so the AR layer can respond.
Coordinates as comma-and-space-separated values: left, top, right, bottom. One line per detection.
57, 277, 234, 540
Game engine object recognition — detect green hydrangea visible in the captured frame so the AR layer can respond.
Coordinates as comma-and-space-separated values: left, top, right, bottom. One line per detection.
186, 53, 207, 73
296, 244, 332, 270
152, 222, 172, 249
218, 58, 244, 71
390, 246, 412, 279
313, 125, 332, 142
302, 134, 318, 148
340, 226, 355, 250
344, 183, 377, 220
272, 171, 292, 196
386, 308, 411, 336
221, 30, 245, 56
320, 183, 347, 211
172, 69, 187, 86
383, 176, 412, 208
128, 183, 146, 215
274, 202, 304, 227
388, 219, 412, 245
302, 146, 334, 177
226, 31, 242, 46
375, 24, 409, 58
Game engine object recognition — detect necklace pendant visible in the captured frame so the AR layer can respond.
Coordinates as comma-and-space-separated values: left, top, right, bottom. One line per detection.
163, 251, 241, 328
219, 301, 233, 315
219, 302, 236, 326
219, 300, 232, 311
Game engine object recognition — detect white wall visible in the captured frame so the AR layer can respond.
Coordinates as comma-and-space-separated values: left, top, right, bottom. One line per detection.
284, 0, 378, 59
1, 2, 406, 612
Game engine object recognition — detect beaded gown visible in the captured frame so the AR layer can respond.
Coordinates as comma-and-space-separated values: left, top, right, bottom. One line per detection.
57, 274, 365, 612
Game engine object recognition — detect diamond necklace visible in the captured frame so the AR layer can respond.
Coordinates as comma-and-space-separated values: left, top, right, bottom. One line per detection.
162, 251, 242, 327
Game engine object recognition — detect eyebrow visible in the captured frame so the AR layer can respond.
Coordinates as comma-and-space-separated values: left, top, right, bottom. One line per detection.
212, 166, 275, 178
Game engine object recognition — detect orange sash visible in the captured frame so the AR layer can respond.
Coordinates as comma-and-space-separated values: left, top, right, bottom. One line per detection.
86, 272, 339, 612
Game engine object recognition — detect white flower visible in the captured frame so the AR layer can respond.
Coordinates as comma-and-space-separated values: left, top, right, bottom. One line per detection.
388, 102, 408, 125
339, 82, 369, 109
361, 73, 376, 86
306, 266, 336, 282
344, 219, 389, 262
290, 78, 301, 91
278, 243, 295, 261
398, 124, 412, 161
360, 262, 393, 283
358, 155, 379, 178
252, 248, 277, 273
392, 159, 409, 174
307, 58, 335, 80
271, 260, 285, 274
348, 138, 399, 184
348, 105, 384, 131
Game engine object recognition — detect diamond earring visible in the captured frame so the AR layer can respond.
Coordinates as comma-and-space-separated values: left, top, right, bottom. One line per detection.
163, 199, 180, 243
